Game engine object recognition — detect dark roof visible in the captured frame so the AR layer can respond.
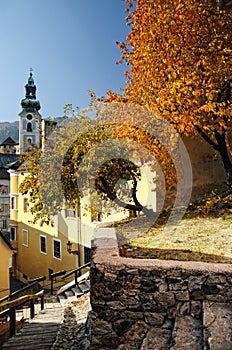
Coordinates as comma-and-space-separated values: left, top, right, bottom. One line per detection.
0, 231, 13, 251
0, 154, 19, 168
0, 137, 17, 146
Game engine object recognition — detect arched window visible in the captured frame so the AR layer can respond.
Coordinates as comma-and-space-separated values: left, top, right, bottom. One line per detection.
27, 122, 32, 132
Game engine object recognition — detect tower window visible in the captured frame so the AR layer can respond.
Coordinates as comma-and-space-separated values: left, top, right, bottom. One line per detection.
27, 114, 33, 120
27, 122, 32, 132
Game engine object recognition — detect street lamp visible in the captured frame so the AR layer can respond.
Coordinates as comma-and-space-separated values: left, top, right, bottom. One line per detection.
66, 240, 79, 255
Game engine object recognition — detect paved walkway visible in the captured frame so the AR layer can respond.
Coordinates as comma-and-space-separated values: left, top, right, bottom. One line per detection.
1, 301, 64, 350
1, 294, 90, 350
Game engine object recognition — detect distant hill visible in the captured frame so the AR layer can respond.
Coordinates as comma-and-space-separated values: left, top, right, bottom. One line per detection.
0, 121, 19, 143
0, 117, 66, 144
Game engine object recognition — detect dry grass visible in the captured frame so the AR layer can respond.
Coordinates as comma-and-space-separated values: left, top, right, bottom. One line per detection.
117, 192, 232, 263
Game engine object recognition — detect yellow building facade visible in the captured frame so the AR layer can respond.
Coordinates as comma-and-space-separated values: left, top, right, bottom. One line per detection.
0, 232, 13, 298
9, 170, 95, 283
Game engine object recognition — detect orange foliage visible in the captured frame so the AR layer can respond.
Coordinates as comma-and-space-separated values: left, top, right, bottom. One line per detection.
109, 0, 232, 190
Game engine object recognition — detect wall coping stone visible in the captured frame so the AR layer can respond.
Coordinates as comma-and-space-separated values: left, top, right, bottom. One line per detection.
92, 227, 232, 274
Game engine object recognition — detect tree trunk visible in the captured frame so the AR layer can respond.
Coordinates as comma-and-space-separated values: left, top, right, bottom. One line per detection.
195, 125, 232, 193
216, 132, 232, 193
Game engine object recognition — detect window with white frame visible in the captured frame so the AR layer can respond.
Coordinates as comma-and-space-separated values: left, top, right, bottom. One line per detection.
22, 229, 28, 247
53, 239, 61, 260
10, 227, 17, 241
40, 235, 47, 254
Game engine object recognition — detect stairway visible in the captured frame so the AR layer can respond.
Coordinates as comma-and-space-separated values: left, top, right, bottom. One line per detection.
1, 275, 91, 350
1, 301, 65, 350
139, 301, 232, 350
57, 276, 90, 306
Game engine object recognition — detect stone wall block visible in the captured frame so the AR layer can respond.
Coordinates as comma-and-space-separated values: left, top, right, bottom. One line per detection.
191, 290, 205, 300
92, 282, 105, 297
203, 283, 220, 295
101, 333, 119, 349
205, 294, 228, 303
141, 327, 173, 350
124, 311, 144, 320
127, 269, 139, 275
139, 269, 152, 277
150, 269, 163, 278
144, 312, 165, 326
190, 301, 202, 318
140, 278, 159, 292
175, 290, 190, 301
153, 291, 176, 307
124, 320, 149, 342
108, 280, 122, 292
206, 274, 227, 284
112, 319, 135, 336
131, 278, 141, 288
188, 275, 207, 292
91, 318, 113, 335
166, 269, 182, 278
169, 281, 188, 291
90, 267, 105, 283
159, 282, 168, 292
176, 302, 191, 316
104, 272, 117, 280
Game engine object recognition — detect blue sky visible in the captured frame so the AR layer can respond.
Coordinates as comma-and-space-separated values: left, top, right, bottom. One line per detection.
0, 0, 130, 122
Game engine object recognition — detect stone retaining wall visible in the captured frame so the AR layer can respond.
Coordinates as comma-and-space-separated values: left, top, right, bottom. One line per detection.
90, 228, 232, 349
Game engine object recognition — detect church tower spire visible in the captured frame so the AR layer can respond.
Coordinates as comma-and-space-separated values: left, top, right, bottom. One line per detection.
18, 70, 42, 152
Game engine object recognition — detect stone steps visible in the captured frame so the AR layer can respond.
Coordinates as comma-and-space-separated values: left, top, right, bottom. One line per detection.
1, 302, 64, 350
140, 301, 232, 350
57, 279, 90, 306
203, 301, 232, 350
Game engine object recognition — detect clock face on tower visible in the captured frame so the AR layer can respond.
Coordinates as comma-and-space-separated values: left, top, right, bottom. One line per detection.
27, 114, 33, 120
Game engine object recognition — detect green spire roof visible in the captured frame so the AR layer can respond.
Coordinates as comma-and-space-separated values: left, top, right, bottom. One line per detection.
19, 70, 41, 115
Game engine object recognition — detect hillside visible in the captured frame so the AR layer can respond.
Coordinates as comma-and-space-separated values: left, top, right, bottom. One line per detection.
0, 121, 19, 143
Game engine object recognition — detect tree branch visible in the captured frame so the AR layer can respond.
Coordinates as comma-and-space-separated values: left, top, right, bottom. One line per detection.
99, 175, 144, 211
194, 124, 219, 151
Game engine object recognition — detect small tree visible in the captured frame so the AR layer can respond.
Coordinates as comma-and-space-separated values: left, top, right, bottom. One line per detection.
19, 103, 150, 224
111, 0, 232, 192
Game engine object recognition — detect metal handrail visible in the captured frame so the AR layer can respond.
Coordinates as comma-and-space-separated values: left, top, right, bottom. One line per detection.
0, 278, 44, 304
49, 270, 67, 295
62, 262, 91, 280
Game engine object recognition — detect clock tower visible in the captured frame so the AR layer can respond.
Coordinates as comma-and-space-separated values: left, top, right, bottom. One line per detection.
19, 70, 42, 153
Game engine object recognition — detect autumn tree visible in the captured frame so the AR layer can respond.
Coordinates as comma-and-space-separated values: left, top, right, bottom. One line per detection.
111, 0, 232, 192
19, 103, 156, 224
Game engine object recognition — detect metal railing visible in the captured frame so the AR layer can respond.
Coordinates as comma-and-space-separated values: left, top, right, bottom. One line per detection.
62, 262, 91, 284
49, 262, 91, 295
0, 277, 45, 304
49, 270, 66, 295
